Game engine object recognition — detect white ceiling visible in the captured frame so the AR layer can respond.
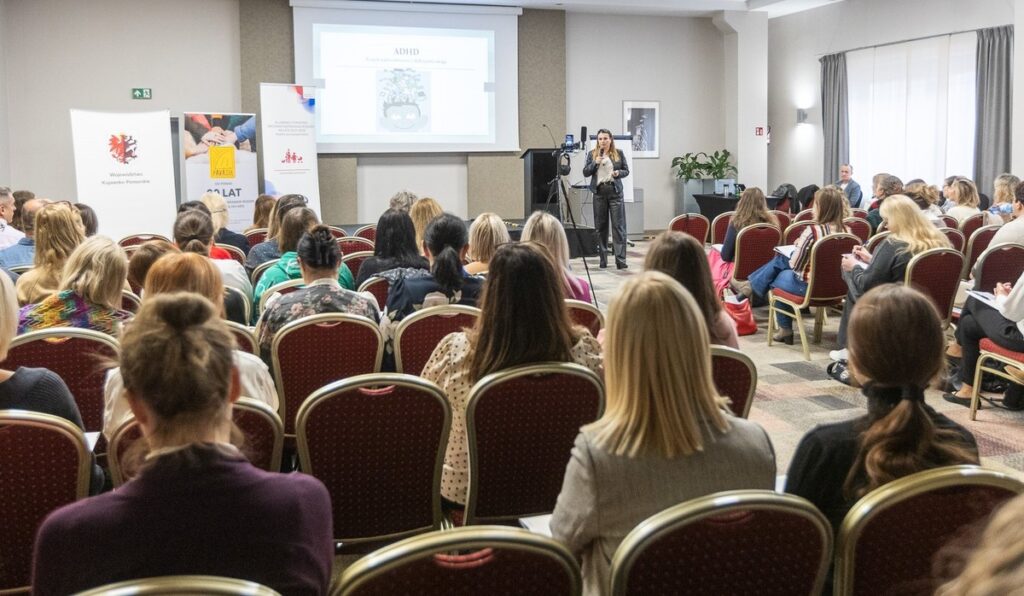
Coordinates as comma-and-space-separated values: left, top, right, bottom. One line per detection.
357, 0, 843, 18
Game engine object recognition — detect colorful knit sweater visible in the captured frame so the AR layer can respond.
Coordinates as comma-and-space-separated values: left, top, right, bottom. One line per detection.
18, 289, 131, 337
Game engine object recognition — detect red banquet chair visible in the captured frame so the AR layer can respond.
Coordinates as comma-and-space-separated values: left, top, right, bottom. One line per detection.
973, 242, 1024, 293
244, 227, 268, 247
566, 299, 604, 337
783, 221, 815, 246
394, 305, 481, 375
940, 227, 965, 253
343, 251, 374, 282
905, 248, 964, 329
668, 213, 710, 244
463, 363, 604, 525
768, 233, 860, 360
121, 290, 142, 314
610, 490, 831, 596
296, 374, 451, 549
710, 212, 734, 245
711, 345, 757, 418
865, 231, 891, 255
336, 526, 581, 596
731, 223, 782, 283
958, 212, 987, 242
355, 224, 377, 243
272, 313, 384, 441
851, 208, 869, 220
328, 225, 348, 238
962, 225, 1001, 279
225, 320, 258, 355
338, 236, 375, 255
835, 466, 1024, 596
258, 279, 304, 314
771, 210, 792, 232
215, 243, 247, 266
2, 328, 119, 432
0, 412, 91, 592
117, 233, 170, 248
794, 209, 815, 223
971, 339, 1024, 420
358, 276, 390, 310
843, 217, 871, 243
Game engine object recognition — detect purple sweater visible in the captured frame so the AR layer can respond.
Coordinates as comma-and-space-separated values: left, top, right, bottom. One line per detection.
32, 444, 333, 595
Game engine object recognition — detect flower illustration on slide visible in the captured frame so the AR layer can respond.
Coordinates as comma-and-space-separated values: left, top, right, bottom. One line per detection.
377, 69, 430, 132
108, 134, 138, 164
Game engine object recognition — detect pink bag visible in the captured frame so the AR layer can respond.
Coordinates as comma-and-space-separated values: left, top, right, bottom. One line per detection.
707, 248, 735, 297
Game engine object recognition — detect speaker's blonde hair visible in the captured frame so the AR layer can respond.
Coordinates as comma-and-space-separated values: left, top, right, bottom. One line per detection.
585, 271, 730, 458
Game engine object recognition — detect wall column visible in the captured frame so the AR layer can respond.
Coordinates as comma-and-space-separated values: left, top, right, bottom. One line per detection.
714, 11, 768, 189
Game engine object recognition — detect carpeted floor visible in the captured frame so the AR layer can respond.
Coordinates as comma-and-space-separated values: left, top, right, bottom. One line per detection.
575, 239, 1024, 477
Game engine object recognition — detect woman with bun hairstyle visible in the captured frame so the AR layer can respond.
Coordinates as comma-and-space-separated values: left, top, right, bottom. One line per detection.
256, 225, 379, 363
34, 293, 333, 594
173, 209, 252, 300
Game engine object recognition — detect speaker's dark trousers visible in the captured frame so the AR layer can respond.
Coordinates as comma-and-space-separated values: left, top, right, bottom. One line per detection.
594, 184, 626, 267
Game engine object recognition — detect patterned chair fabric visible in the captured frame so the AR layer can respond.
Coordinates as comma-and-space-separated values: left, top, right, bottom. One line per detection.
215, 243, 247, 266
465, 363, 605, 524
771, 210, 792, 232
343, 251, 374, 282
337, 237, 375, 256
243, 228, 268, 246
296, 373, 450, 543
905, 248, 964, 327
328, 225, 348, 238
783, 221, 815, 246
962, 226, 1003, 281
843, 218, 871, 243
225, 321, 258, 355
250, 258, 279, 287
272, 314, 384, 437
358, 277, 390, 310
1, 328, 119, 432
710, 212, 734, 245
732, 224, 782, 281
794, 209, 815, 222
711, 346, 757, 418
865, 231, 891, 255
973, 243, 1024, 292
118, 233, 171, 248
940, 227, 965, 253
108, 417, 145, 487
566, 299, 604, 337
355, 225, 378, 243
0, 412, 90, 591
75, 575, 280, 596
668, 214, 710, 245
940, 214, 959, 229
835, 466, 1024, 596
851, 208, 869, 220
394, 305, 480, 375
610, 490, 831, 596
958, 212, 987, 241
336, 526, 581, 596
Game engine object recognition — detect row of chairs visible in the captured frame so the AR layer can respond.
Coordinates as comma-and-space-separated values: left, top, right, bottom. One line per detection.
35, 465, 1024, 595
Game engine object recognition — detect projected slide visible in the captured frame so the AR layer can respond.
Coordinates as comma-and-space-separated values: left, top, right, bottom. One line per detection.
313, 24, 495, 146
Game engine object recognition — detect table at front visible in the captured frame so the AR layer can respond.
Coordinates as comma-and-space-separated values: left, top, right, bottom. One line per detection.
694, 194, 782, 221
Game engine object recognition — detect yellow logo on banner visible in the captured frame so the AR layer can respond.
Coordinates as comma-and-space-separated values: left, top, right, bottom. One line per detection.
209, 146, 236, 179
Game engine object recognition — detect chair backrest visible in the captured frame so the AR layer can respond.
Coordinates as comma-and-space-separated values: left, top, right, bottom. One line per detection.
940, 227, 965, 253
566, 299, 604, 337
328, 225, 348, 238
108, 416, 144, 487
974, 242, 1024, 292
963, 224, 1001, 280
343, 250, 374, 281
297, 373, 450, 544
851, 208, 869, 219
958, 211, 987, 240
121, 289, 142, 314
354, 224, 377, 243
865, 230, 892, 254
710, 211, 734, 245
244, 227, 268, 247
215, 243, 247, 265
905, 248, 965, 327
250, 258, 279, 286
225, 286, 253, 326
118, 233, 171, 248
259, 278, 305, 314
668, 213, 710, 244
9, 264, 31, 275
843, 217, 871, 243
770, 210, 792, 232
939, 214, 959, 229
794, 208, 815, 222
0, 411, 90, 591
338, 236, 375, 256
272, 313, 384, 437
732, 223, 782, 281
804, 234, 861, 302
2, 328, 119, 432
394, 305, 480, 375
610, 490, 831, 596
783, 221, 815, 246
465, 363, 604, 524
75, 575, 280, 596
835, 465, 1024, 596
225, 320, 258, 355
336, 526, 581, 596
711, 346, 757, 418
358, 276, 390, 310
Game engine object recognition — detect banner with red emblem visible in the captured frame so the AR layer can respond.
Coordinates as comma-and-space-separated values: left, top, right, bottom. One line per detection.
259, 83, 322, 218
70, 109, 178, 242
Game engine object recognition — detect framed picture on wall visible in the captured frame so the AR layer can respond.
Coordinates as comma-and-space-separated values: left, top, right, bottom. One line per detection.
622, 100, 659, 159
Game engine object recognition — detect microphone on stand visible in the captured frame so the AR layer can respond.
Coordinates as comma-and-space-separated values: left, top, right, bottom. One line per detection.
541, 123, 558, 149
579, 126, 587, 151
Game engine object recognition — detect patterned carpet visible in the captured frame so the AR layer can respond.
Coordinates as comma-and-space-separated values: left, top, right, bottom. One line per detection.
576, 239, 1024, 476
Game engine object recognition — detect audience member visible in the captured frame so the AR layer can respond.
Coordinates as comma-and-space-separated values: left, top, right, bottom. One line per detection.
388, 189, 418, 212
0, 198, 44, 269
903, 182, 944, 220
866, 174, 904, 232
741, 186, 848, 343
34, 293, 333, 594
126, 240, 179, 294
74, 203, 98, 236
256, 225, 379, 363
245, 194, 276, 233
11, 189, 34, 231
980, 182, 1024, 263
945, 178, 982, 225
174, 209, 253, 300
708, 187, 778, 295
19, 236, 130, 336
941, 175, 963, 210
522, 210, 592, 302
176, 201, 233, 261
16, 202, 85, 305
103, 253, 278, 439
0, 271, 103, 493
786, 284, 978, 536
200, 192, 248, 254
422, 242, 603, 506
245, 194, 308, 271
0, 187, 25, 249
647, 231, 738, 348
354, 208, 428, 287
936, 493, 1024, 595
551, 271, 776, 596
836, 163, 864, 208
409, 197, 443, 256
464, 212, 510, 275
988, 173, 1020, 224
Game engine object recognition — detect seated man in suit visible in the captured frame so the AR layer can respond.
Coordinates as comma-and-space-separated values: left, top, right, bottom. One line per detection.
837, 163, 864, 209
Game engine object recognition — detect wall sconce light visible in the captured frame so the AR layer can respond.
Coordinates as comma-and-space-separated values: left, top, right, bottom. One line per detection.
796, 109, 808, 124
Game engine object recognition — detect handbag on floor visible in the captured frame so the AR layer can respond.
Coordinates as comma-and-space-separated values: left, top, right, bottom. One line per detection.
722, 295, 757, 336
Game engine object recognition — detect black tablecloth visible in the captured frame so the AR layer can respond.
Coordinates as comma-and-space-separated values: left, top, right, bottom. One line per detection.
694, 194, 782, 221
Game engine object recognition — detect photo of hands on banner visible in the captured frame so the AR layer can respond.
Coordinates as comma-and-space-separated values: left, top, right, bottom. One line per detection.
183, 114, 256, 158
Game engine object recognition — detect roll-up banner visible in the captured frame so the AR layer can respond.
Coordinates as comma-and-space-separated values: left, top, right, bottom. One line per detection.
259, 83, 322, 218
182, 112, 259, 232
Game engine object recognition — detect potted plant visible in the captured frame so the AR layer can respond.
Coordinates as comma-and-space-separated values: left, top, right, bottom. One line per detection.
671, 149, 738, 215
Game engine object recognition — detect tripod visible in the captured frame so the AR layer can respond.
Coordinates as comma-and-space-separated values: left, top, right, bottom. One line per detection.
545, 150, 598, 308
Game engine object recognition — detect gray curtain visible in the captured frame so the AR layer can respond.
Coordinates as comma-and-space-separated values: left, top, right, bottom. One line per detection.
820, 53, 849, 186
974, 25, 1013, 193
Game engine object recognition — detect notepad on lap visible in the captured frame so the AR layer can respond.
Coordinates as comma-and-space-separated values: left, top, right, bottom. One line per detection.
519, 514, 553, 537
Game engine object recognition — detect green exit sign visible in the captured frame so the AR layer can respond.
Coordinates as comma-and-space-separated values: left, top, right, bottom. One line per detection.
131, 88, 152, 100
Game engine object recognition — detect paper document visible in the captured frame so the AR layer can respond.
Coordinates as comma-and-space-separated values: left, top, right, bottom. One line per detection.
775, 245, 796, 259
519, 514, 553, 537
967, 290, 1001, 311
